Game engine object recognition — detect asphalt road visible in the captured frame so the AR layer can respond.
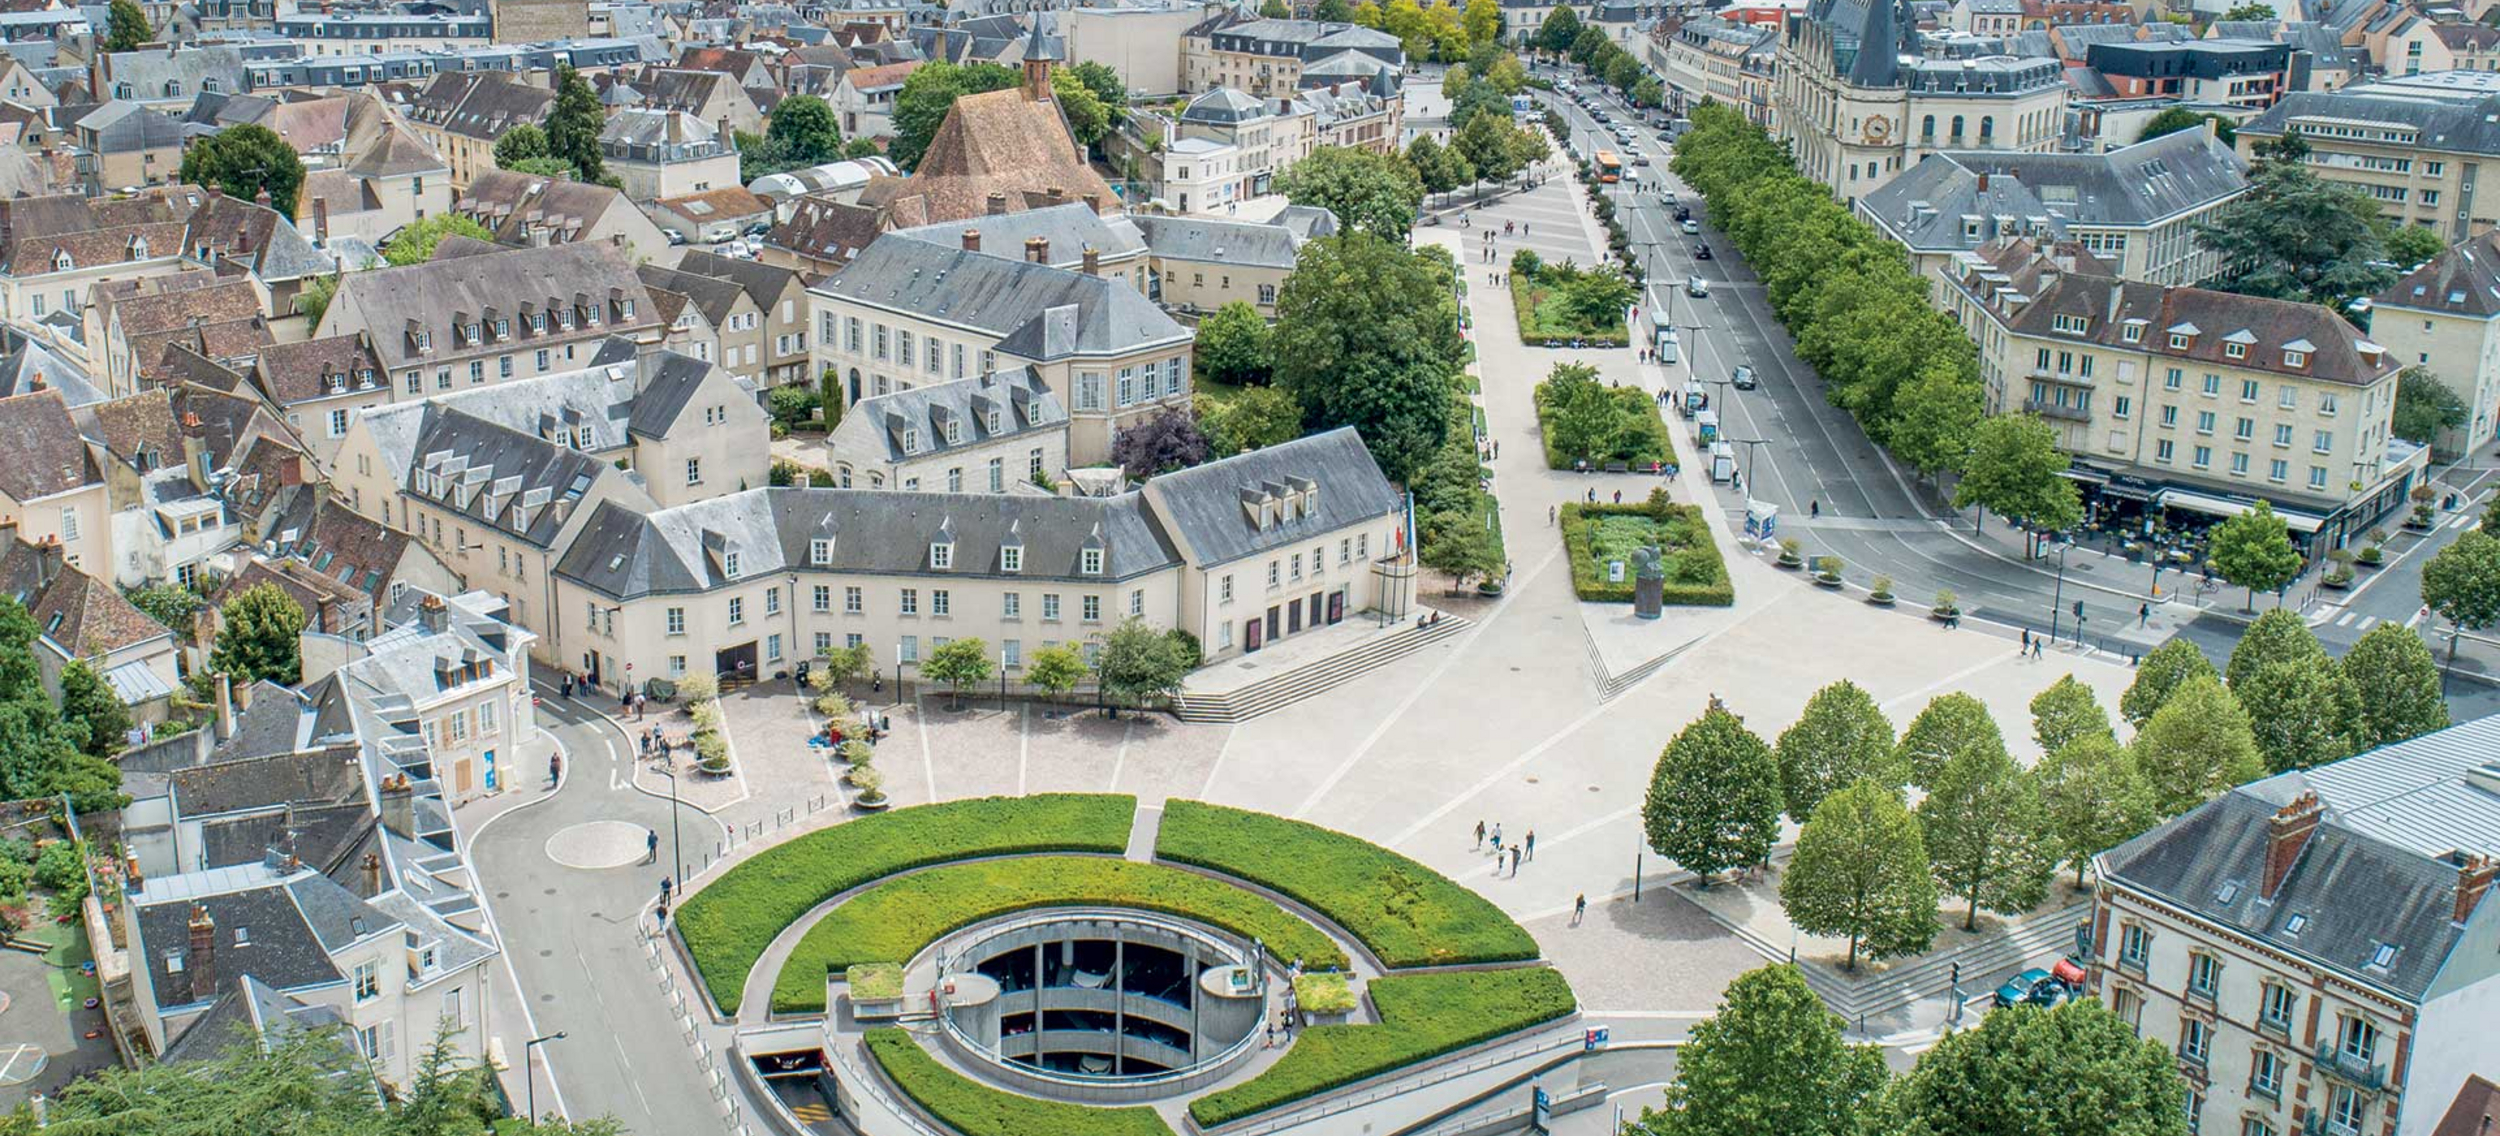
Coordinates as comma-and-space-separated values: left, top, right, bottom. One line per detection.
468, 689, 728, 1133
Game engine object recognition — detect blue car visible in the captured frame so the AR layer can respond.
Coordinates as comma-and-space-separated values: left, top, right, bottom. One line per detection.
1993, 968, 2073, 1009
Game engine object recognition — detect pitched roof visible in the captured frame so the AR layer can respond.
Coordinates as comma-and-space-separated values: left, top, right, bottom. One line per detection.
637, 263, 749, 328
668, 247, 802, 309
179, 191, 332, 283
455, 169, 640, 246
250, 334, 387, 406
653, 185, 772, 224
1140, 427, 1400, 567
883, 200, 1149, 269
2374, 228, 2500, 318
817, 235, 1187, 360
2239, 89, 2500, 155
319, 241, 660, 365
0, 388, 93, 501
1133, 214, 1300, 269
556, 485, 1182, 599
400, 71, 554, 143
834, 366, 1067, 463
28, 564, 167, 655
1861, 127, 2247, 252
2429, 1076, 2500, 1136
854, 83, 1116, 227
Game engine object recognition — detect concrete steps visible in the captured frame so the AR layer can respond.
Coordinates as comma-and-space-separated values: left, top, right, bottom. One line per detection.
1712, 893, 2088, 1027
1172, 615, 1471, 724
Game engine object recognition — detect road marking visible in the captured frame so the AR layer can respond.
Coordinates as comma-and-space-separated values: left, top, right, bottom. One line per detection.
1016, 703, 1030, 797
2358, 616, 2379, 632
1879, 654, 2013, 716
1195, 726, 1241, 800
1583, 1010, 1713, 1020
916, 696, 938, 803
2336, 612, 2356, 627
613, 1034, 653, 1117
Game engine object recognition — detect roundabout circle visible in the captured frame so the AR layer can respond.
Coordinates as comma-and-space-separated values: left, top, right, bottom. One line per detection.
543, 820, 651, 870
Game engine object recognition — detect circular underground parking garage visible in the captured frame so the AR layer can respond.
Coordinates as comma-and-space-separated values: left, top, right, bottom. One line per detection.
928, 910, 1274, 1103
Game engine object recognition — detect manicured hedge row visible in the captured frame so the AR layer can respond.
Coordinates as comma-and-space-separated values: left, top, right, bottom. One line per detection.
1186, 967, 1578, 1128
770, 857, 1348, 1013
1561, 500, 1734, 606
864, 1029, 1176, 1136
1154, 801, 1537, 968
676, 794, 1134, 1014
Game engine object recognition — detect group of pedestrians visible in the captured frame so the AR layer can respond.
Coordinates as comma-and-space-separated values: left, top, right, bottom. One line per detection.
1472, 819, 1536, 877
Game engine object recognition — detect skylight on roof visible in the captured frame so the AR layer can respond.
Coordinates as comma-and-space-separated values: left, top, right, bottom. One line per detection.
2369, 942, 2398, 969
2216, 880, 2241, 904
2285, 912, 2308, 934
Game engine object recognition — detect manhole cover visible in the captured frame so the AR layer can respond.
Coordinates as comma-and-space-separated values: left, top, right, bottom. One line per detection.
497, 891, 510, 899
544, 821, 651, 870
541, 994, 556, 1002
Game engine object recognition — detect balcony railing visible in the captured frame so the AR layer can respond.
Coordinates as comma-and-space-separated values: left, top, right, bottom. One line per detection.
2302, 1113, 2362, 1136
2312, 1040, 2386, 1092
2024, 398, 2091, 423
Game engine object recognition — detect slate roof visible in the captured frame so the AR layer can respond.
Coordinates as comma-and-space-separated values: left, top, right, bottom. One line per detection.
456, 169, 643, 247
390, 406, 614, 549
77, 100, 185, 153
180, 191, 332, 284
159, 974, 350, 1065
557, 484, 1182, 599
833, 366, 1067, 463
668, 248, 803, 312
0, 185, 201, 275
1133, 214, 1301, 269
319, 240, 659, 365
29, 566, 168, 655
0, 389, 93, 502
250, 335, 387, 407
1861, 127, 2247, 250
638, 263, 750, 328
654, 186, 772, 225
259, 493, 420, 604
2374, 228, 2500, 318
341, 121, 445, 179
2239, 89, 2500, 155
1140, 427, 1399, 568
1181, 87, 1264, 126
133, 865, 392, 1012
399, 71, 554, 143
2235, 712, 2500, 862
817, 236, 1187, 360
0, 335, 103, 407
882, 200, 1149, 268
171, 748, 364, 818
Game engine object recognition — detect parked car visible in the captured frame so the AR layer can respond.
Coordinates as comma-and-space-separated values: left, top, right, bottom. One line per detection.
1674, 207, 1692, 222
1993, 963, 2082, 1010
1680, 218, 1701, 234
1685, 275, 1709, 298
1693, 243, 1712, 260
1731, 364, 1757, 389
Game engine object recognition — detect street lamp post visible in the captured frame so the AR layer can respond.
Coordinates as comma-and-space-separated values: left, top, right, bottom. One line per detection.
524, 1031, 568, 1123
2048, 537, 2073, 642
651, 764, 683, 884
1724, 437, 1771, 496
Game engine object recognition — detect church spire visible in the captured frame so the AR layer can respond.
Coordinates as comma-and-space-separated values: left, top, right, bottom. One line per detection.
1022, 19, 1060, 101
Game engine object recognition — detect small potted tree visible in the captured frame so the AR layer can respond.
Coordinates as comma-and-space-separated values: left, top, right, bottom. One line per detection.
2408, 484, 2438, 531
1931, 588, 1960, 623
694, 729, 730, 775
1868, 575, 1896, 606
2322, 548, 2356, 590
2358, 528, 2388, 568
849, 764, 889, 810
837, 738, 873, 766
1775, 538, 1804, 569
1813, 555, 1843, 587
675, 673, 717, 712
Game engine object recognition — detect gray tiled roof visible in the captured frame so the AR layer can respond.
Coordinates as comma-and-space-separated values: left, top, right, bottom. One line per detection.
2239, 89, 2500, 155
133, 865, 390, 1012
883, 200, 1150, 269
555, 485, 1182, 599
396, 406, 613, 549
834, 366, 1067, 463
1133, 214, 1301, 269
1861, 126, 2247, 250
1140, 427, 1399, 568
817, 235, 1188, 361
2376, 229, 2500, 319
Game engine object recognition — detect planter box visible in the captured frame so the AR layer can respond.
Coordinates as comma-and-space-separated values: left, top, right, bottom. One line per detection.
1931, 608, 1959, 622
1868, 594, 1896, 606
1813, 574, 1843, 588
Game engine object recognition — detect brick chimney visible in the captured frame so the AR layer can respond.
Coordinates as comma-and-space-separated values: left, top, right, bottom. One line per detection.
2460, 854, 2498, 925
1082, 192, 1101, 214
378, 773, 415, 838
1024, 235, 1049, 264
418, 593, 449, 634
1977, 172, 1990, 194
1080, 245, 1099, 276
2262, 791, 2324, 902
186, 904, 217, 1003
986, 192, 1008, 215
961, 228, 980, 253
361, 851, 382, 895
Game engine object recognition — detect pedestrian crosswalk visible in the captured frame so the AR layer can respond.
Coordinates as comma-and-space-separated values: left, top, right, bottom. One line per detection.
2330, 611, 2382, 631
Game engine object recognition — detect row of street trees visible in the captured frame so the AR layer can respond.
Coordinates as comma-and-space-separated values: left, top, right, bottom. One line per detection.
1633, 964, 2189, 1136
906, 618, 1194, 712
1644, 620, 2452, 970
1534, 8, 1665, 109
1405, 51, 1552, 202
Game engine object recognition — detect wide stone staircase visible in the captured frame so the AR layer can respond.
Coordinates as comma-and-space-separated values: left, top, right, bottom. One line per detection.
1713, 896, 2090, 1031
1171, 614, 1472, 723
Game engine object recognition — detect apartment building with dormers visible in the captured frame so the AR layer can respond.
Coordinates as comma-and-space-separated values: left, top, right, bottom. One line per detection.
550, 428, 1406, 693
312, 239, 664, 401
2088, 715, 2500, 1136
808, 233, 1194, 467
1943, 240, 2421, 549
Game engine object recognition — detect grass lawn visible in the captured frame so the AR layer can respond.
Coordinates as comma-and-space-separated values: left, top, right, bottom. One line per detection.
1561, 500, 1733, 606
1186, 968, 1577, 1127
1509, 275, 1628, 347
867, 1029, 1176, 1136
1154, 801, 1538, 968
769, 857, 1347, 1013
675, 795, 1134, 1014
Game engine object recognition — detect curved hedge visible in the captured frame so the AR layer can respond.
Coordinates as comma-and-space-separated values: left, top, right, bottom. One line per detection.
1186, 967, 1578, 1128
675, 794, 1134, 1014
864, 1029, 1175, 1136
770, 857, 1348, 1013
1154, 801, 1538, 968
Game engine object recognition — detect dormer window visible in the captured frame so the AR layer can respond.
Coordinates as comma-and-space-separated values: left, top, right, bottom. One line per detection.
2052, 313, 2087, 334
128, 236, 148, 259
930, 541, 953, 569
1001, 545, 1022, 573
901, 426, 919, 453
1081, 548, 1104, 575
810, 538, 830, 565
2168, 334, 2189, 349
724, 551, 741, 578
987, 409, 1002, 434
465, 321, 482, 345
2122, 323, 2144, 343
418, 330, 433, 351
944, 420, 961, 445
2284, 349, 2308, 368
529, 311, 546, 333
2224, 342, 2247, 360
494, 318, 510, 340
52, 250, 71, 271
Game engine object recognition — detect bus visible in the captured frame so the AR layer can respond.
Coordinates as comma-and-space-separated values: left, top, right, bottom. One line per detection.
1594, 150, 1622, 182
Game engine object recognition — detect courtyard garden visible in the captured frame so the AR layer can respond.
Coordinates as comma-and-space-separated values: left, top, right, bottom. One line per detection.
1534, 361, 1671, 471
1507, 251, 1634, 347
1561, 492, 1734, 606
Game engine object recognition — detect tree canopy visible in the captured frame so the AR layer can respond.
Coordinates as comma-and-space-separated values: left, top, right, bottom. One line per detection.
1643, 699, 1783, 880
543, 65, 610, 186
2027, 675, 2113, 757
1633, 965, 1887, 1136
1954, 415, 2082, 542
1917, 743, 2056, 930
2392, 366, 2469, 448
1109, 409, 1213, 479
2207, 502, 2304, 607
1774, 680, 1902, 824
2120, 638, 2218, 728
179, 124, 307, 216
210, 582, 308, 686
2339, 622, 2450, 749
1273, 145, 1425, 240
1193, 301, 1274, 388
1270, 234, 1460, 483
2194, 155, 2394, 307
2131, 675, 2264, 815
1877, 1001, 2190, 1136
382, 214, 494, 267
888, 62, 1020, 170
0, 599, 125, 811
2136, 106, 2233, 146
1781, 781, 1937, 968
1897, 693, 2006, 791
1092, 618, 1192, 710
2034, 734, 2155, 887
104, 0, 150, 52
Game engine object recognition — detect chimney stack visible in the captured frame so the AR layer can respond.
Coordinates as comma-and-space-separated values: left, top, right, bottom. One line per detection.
2262, 791, 2324, 902
962, 228, 981, 253
1977, 172, 1990, 193
361, 851, 382, 895
1080, 245, 1100, 276
312, 197, 329, 246
378, 774, 415, 838
1082, 192, 1101, 214
215, 673, 235, 741
1024, 235, 1049, 264
986, 192, 1008, 215
418, 593, 449, 634
186, 904, 217, 1003
2460, 854, 2498, 925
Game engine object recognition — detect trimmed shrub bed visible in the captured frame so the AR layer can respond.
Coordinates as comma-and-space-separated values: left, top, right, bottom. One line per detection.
1561, 497, 1734, 606
1186, 968, 1578, 1128
770, 857, 1347, 1013
865, 1029, 1176, 1136
1509, 272, 1632, 347
1154, 802, 1536, 968
675, 794, 1134, 1014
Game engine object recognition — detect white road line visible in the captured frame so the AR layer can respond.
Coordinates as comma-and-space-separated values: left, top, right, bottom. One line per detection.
1287, 544, 1562, 820
1583, 1010, 1714, 1020
2336, 612, 2357, 626
1195, 726, 1241, 800
1107, 718, 1135, 794
916, 696, 938, 802
2358, 615, 2380, 632
613, 1035, 653, 1116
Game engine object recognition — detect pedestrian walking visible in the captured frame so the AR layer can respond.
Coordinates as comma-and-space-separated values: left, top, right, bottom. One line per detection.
549, 753, 562, 785
1572, 893, 1587, 925
1474, 819, 1486, 849
2031, 638, 2045, 660
2020, 629, 2031, 655
1493, 440, 1500, 459
1491, 822, 1504, 852
656, 897, 669, 926
645, 829, 659, 864
2139, 602, 2150, 626
561, 674, 573, 699
1510, 846, 1522, 875
659, 876, 674, 901
1525, 830, 1536, 861
1550, 504, 1558, 525
1809, 499, 1819, 518
1612, 489, 1622, 504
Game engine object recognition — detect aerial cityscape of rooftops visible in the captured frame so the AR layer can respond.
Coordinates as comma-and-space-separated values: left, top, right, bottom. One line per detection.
8, 0, 2500, 1129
